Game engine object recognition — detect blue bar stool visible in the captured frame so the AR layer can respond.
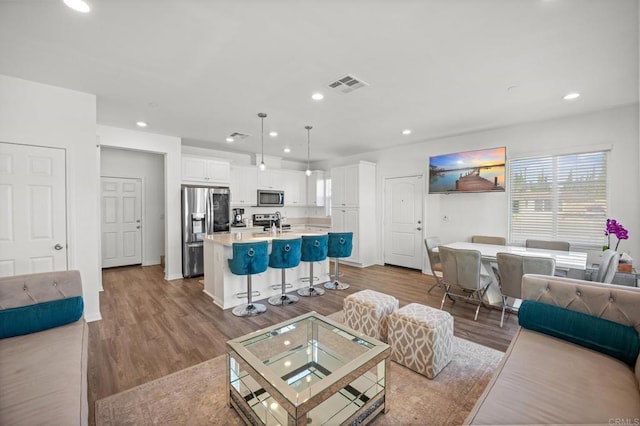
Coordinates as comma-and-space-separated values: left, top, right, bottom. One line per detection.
297, 234, 328, 297
268, 238, 302, 306
324, 232, 353, 290
228, 241, 269, 317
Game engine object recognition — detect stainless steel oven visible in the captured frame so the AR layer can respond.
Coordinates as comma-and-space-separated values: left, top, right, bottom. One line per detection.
257, 189, 284, 207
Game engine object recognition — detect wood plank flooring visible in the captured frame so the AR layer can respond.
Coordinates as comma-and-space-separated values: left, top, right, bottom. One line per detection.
88, 263, 518, 425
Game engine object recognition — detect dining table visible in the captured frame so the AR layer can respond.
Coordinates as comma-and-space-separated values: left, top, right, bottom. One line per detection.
434, 242, 588, 306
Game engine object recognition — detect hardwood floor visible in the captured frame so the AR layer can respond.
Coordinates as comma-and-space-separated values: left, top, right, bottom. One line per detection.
88, 263, 518, 424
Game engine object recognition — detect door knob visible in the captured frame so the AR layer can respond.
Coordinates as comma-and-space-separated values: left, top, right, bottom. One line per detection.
416, 227, 422, 231
54, 244, 64, 250
136, 225, 141, 229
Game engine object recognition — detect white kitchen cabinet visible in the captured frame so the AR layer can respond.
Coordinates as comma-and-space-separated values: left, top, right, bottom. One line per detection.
331, 164, 359, 207
256, 169, 307, 206
331, 208, 359, 262
307, 170, 325, 207
182, 155, 231, 184
230, 165, 258, 206
279, 170, 306, 206
257, 169, 286, 190
331, 167, 346, 207
330, 161, 376, 266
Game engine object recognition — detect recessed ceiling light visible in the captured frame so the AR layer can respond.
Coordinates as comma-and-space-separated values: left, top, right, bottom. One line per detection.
402, 129, 412, 135
225, 137, 234, 143
563, 92, 580, 100
135, 121, 148, 128
311, 93, 324, 101
283, 148, 291, 153
269, 131, 278, 137
63, 0, 91, 13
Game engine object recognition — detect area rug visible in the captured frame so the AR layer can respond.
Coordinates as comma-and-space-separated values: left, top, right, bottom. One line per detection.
96, 312, 503, 425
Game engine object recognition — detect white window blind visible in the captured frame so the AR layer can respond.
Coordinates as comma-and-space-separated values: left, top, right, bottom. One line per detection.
509, 150, 608, 250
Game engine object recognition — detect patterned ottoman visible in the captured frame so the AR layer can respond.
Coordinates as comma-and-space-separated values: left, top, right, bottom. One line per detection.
387, 303, 454, 379
343, 290, 399, 343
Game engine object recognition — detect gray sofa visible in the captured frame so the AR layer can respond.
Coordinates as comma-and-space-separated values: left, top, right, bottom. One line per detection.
0, 270, 88, 426
465, 274, 640, 425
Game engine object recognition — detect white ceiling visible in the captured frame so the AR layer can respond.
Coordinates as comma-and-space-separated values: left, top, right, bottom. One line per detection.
0, 0, 637, 162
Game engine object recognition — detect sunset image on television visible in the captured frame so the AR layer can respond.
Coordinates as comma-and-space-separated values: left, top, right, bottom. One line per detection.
429, 147, 506, 193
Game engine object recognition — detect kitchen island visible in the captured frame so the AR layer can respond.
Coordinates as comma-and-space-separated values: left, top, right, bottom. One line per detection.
203, 231, 329, 310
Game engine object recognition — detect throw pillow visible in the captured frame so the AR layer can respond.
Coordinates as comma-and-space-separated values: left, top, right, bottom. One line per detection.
519, 300, 640, 366
0, 296, 84, 339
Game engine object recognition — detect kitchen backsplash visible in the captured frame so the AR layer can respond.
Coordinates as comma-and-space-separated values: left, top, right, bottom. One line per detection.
238, 206, 327, 221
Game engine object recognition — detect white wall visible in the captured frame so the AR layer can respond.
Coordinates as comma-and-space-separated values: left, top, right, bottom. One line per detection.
0, 75, 102, 321
316, 104, 640, 265
100, 147, 165, 265
97, 125, 182, 280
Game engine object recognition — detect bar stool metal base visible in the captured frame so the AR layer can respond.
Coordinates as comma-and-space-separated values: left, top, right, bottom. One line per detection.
268, 294, 299, 305
297, 286, 325, 297
232, 303, 267, 317
323, 280, 350, 290
271, 283, 293, 290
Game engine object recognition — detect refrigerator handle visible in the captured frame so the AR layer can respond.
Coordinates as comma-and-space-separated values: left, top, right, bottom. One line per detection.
207, 190, 213, 234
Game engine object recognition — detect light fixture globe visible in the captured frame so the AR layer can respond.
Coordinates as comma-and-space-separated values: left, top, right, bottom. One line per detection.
258, 113, 267, 171
305, 125, 312, 177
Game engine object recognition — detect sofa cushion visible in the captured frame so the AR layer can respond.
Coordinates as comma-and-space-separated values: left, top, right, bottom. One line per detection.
465, 328, 640, 425
519, 299, 640, 366
0, 319, 89, 425
0, 296, 84, 339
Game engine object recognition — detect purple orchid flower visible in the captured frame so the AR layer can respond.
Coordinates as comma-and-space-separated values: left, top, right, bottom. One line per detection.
604, 218, 629, 250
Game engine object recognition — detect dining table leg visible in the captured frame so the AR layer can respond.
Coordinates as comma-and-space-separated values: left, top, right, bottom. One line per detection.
481, 260, 504, 307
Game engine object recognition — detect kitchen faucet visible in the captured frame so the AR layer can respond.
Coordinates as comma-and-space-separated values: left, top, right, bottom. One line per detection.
275, 211, 282, 233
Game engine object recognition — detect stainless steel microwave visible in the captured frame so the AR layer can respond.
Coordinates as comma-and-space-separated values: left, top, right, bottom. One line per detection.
257, 189, 284, 207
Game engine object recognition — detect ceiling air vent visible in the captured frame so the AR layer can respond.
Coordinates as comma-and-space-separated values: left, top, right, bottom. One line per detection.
228, 132, 250, 139
327, 74, 369, 94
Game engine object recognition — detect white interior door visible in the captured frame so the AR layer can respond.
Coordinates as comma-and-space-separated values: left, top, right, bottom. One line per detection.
0, 142, 67, 277
384, 175, 423, 269
101, 177, 142, 268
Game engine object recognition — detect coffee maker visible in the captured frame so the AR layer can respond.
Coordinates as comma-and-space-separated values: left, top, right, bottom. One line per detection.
232, 208, 245, 227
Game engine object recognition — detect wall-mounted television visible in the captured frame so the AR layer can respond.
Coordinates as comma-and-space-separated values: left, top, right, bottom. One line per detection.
429, 147, 506, 194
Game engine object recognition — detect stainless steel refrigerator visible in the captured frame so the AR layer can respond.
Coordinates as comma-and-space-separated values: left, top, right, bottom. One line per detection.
181, 185, 230, 277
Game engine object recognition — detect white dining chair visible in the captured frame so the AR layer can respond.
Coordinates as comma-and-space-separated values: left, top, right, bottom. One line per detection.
496, 252, 555, 327
439, 246, 493, 321
471, 235, 506, 245
424, 237, 444, 293
525, 239, 570, 251
593, 249, 620, 284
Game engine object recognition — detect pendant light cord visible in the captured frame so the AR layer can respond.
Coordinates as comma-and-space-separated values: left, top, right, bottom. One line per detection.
307, 127, 310, 170
258, 113, 267, 169
305, 125, 312, 176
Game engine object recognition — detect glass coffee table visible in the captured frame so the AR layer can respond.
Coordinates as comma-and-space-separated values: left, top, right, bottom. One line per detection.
226, 311, 390, 425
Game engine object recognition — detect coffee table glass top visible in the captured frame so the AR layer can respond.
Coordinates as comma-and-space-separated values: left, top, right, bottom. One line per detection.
227, 311, 389, 424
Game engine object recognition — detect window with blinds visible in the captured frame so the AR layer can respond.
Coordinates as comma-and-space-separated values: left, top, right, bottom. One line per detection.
509, 150, 608, 250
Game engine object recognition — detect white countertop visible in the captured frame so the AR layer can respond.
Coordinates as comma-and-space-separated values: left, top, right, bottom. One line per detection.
205, 230, 327, 247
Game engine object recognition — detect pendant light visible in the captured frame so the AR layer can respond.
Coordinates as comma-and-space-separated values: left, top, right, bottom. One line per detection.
258, 113, 267, 171
305, 125, 312, 176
